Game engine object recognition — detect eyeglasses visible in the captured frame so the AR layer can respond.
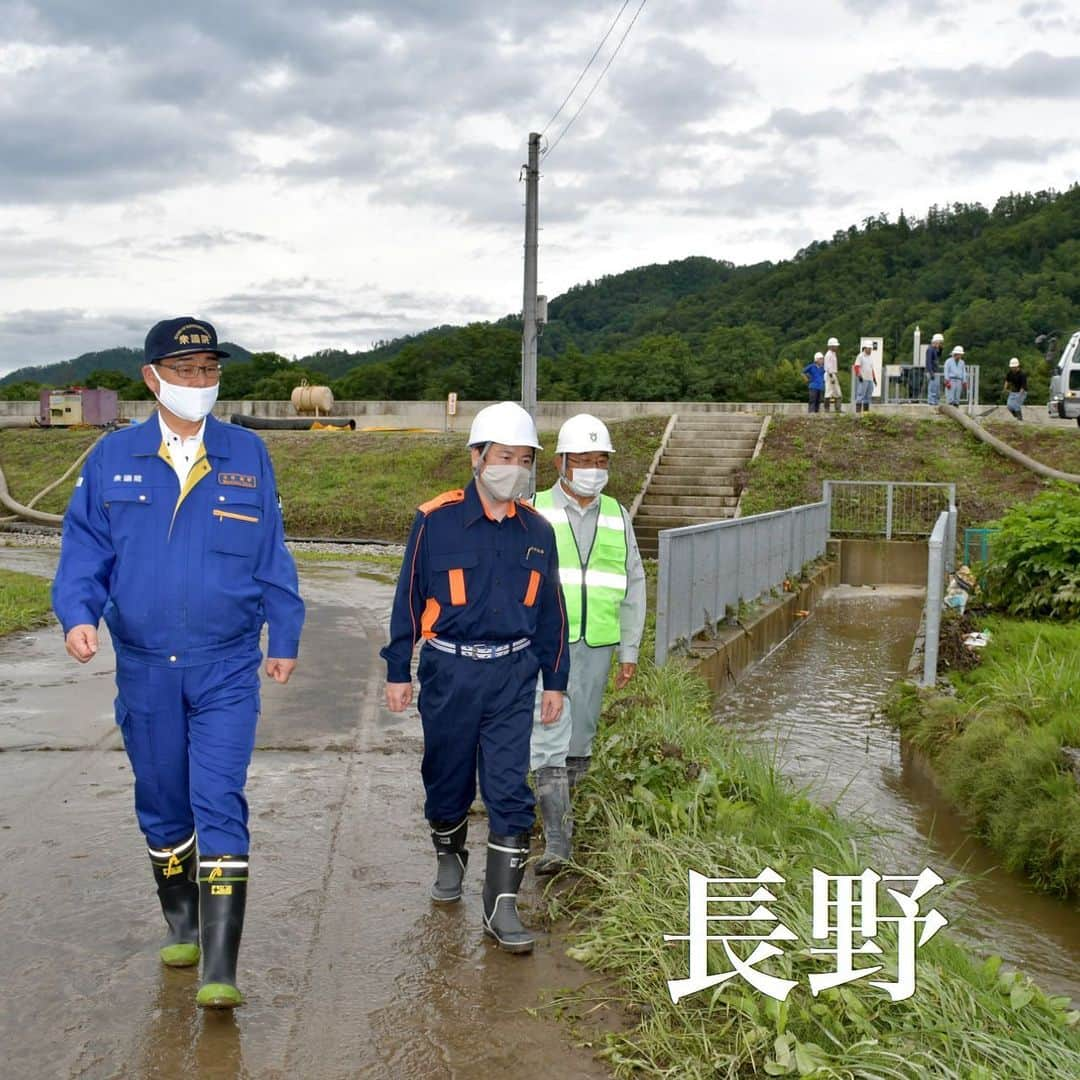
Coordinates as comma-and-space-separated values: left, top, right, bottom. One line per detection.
159, 361, 222, 381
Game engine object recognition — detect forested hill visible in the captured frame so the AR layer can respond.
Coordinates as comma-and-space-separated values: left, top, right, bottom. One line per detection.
4, 187, 1079, 402
332, 188, 1080, 403
0, 343, 252, 394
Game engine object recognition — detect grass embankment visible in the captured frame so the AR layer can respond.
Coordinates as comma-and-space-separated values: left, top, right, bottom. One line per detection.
554, 660, 1080, 1078
0, 416, 667, 541
886, 619, 1080, 897
0, 568, 54, 636
739, 415, 1080, 524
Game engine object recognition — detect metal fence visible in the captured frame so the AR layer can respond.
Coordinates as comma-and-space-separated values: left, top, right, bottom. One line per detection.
877, 365, 981, 413
823, 480, 956, 540
922, 508, 957, 686
655, 501, 829, 665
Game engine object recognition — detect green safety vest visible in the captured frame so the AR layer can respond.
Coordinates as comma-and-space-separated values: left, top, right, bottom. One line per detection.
533, 488, 628, 646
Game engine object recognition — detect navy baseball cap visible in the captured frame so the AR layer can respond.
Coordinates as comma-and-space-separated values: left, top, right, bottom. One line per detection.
145, 317, 231, 364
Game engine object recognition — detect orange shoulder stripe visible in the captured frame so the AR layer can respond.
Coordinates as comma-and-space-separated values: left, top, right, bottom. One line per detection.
419, 489, 465, 515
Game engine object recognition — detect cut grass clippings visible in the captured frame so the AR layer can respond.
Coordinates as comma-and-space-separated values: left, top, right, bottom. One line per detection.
886, 617, 1080, 897
0, 568, 54, 636
0, 416, 668, 541
551, 659, 1080, 1078
738, 414, 1080, 526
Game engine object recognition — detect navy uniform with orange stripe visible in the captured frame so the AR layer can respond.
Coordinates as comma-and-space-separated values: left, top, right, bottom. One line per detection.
381, 479, 569, 836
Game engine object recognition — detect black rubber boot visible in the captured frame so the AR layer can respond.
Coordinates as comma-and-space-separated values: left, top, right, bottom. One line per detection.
196, 855, 248, 1009
149, 833, 200, 968
566, 755, 591, 793
430, 817, 469, 902
533, 767, 572, 877
482, 833, 534, 954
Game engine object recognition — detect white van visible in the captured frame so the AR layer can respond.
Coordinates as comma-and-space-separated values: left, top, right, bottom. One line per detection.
1048, 330, 1080, 424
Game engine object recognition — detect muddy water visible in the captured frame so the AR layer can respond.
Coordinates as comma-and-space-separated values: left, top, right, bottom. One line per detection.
713, 585, 1080, 999
0, 548, 609, 1080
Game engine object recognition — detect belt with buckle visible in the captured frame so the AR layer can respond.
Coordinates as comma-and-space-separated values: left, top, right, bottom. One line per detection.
428, 637, 531, 660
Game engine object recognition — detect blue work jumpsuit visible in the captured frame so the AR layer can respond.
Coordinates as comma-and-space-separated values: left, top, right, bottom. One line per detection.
381, 481, 570, 835
52, 414, 304, 854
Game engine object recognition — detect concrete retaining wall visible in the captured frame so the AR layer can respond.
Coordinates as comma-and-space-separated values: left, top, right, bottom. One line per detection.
831, 538, 928, 587
686, 559, 840, 695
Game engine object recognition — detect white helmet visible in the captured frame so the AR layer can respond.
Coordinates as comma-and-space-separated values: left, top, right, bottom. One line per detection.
555, 413, 615, 454
827, 337, 840, 348
467, 401, 542, 449
932, 333, 944, 344
1009, 357, 1020, 368
951, 345, 965, 356
813, 351, 824, 360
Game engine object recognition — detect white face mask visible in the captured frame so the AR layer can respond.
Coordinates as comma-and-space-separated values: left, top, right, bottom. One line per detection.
566, 468, 609, 498
152, 366, 219, 423
478, 463, 532, 503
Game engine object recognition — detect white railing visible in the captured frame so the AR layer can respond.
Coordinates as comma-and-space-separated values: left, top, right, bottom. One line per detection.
922, 508, 957, 686
655, 502, 829, 665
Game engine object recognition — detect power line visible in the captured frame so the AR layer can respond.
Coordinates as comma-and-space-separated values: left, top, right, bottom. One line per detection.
543, 0, 649, 161
540, 0, 632, 137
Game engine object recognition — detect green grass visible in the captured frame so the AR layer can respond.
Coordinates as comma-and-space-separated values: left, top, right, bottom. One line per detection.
0, 416, 668, 540
551, 658, 1080, 1077
739, 415, 1080, 526
0, 429, 101, 515
0, 568, 54, 636
886, 618, 1080, 896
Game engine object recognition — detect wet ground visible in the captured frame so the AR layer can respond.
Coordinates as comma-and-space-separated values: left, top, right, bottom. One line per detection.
714, 585, 1080, 1000
0, 547, 611, 1080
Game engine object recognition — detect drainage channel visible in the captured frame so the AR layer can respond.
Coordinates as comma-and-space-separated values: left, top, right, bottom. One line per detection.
712, 584, 1080, 1000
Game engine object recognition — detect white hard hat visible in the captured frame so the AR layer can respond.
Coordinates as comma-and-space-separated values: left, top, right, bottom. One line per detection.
827, 337, 840, 348
1009, 357, 1020, 368
556, 413, 615, 454
932, 333, 944, 344
467, 401, 542, 449
814, 351, 824, 360
951, 345, 964, 356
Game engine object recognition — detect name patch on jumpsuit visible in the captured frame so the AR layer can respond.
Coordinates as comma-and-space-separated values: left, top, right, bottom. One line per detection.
218, 472, 258, 489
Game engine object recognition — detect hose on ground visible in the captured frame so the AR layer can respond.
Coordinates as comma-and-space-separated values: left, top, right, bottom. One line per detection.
0, 432, 106, 525
940, 404, 1080, 484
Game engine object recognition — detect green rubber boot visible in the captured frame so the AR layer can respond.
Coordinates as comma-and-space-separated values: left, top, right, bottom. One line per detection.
149, 833, 200, 968
196, 855, 248, 1009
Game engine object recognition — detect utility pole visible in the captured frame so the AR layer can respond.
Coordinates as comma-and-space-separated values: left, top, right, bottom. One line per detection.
521, 132, 540, 422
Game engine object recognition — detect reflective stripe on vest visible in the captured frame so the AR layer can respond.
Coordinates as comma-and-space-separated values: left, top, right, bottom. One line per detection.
534, 489, 628, 646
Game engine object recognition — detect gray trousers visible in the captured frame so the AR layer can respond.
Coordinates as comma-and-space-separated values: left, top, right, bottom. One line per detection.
530, 640, 615, 770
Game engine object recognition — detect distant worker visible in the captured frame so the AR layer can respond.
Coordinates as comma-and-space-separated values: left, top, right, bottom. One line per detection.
926, 333, 944, 406
854, 343, 877, 414
803, 353, 826, 413
1004, 357, 1028, 420
52, 316, 305, 1010
381, 401, 568, 954
944, 346, 968, 407
823, 337, 842, 412
529, 414, 646, 875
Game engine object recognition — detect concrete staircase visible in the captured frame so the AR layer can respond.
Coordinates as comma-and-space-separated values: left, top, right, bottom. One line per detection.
633, 413, 764, 558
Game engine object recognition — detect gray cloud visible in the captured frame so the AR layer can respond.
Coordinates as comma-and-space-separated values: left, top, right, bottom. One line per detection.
867, 51, 1080, 101
0, 308, 147, 373
949, 135, 1067, 169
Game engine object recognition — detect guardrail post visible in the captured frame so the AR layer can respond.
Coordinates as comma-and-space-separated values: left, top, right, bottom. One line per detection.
655, 528, 672, 667
923, 512, 947, 686
885, 483, 894, 540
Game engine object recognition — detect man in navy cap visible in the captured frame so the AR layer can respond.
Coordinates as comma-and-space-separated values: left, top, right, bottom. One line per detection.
52, 317, 305, 1009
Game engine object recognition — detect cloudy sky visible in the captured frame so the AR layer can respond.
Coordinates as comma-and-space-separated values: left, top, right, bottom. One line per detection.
1, 0, 1079, 374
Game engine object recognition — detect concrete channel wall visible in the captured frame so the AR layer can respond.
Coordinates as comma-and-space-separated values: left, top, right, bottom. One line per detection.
686, 559, 841, 694
684, 537, 928, 695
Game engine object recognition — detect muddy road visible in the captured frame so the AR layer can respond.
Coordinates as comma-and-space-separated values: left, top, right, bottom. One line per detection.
0, 549, 609, 1080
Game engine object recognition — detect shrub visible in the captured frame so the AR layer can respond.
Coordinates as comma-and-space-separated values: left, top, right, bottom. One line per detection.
981, 484, 1080, 619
